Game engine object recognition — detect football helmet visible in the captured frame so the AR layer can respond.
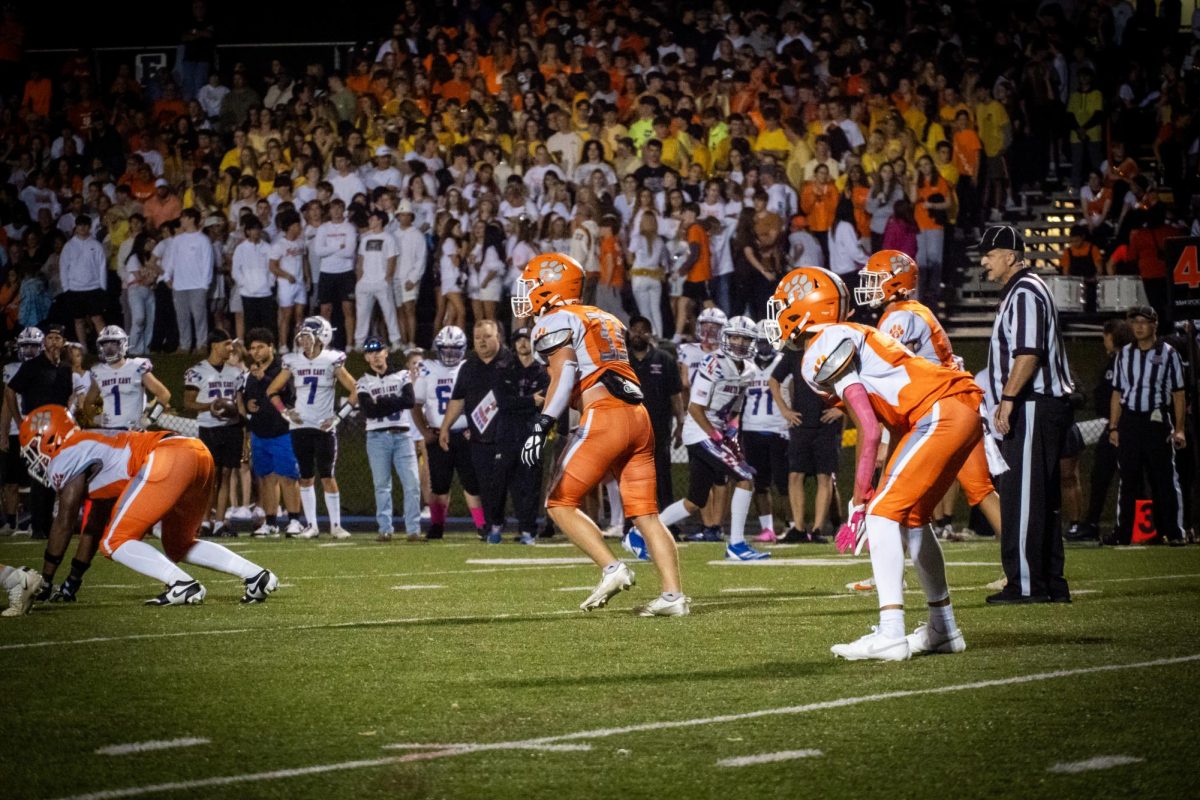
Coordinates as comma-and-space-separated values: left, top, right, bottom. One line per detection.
764, 267, 850, 349
753, 319, 777, 362
434, 325, 468, 366
720, 315, 757, 360
855, 250, 918, 308
295, 316, 333, 354
18, 404, 79, 486
696, 307, 728, 346
16, 327, 43, 362
511, 252, 585, 319
97, 325, 129, 364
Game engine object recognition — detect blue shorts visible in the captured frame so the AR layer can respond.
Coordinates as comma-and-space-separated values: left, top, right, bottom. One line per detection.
250, 432, 300, 479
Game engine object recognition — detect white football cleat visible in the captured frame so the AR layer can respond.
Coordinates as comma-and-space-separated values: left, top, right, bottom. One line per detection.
985, 576, 1008, 591
580, 563, 635, 611
2, 567, 44, 617
240, 569, 279, 604
831, 627, 911, 661
602, 524, 624, 540
251, 523, 279, 538
636, 595, 690, 617
906, 622, 966, 656
845, 576, 876, 592
144, 579, 206, 606
330, 525, 351, 540
284, 519, 305, 537
294, 526, 319, 540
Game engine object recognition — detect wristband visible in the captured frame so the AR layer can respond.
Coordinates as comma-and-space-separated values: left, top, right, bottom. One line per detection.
1001, 394, 1019, 402
271, 396, 286, 413
146, 403, 165, 424
337, 399, 355, 420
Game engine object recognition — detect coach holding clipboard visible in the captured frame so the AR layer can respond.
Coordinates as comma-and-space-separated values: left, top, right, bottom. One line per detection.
980, 226, 1075, 604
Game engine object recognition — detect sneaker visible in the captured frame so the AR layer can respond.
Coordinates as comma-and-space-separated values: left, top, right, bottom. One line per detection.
907, 622, 966, 655
580, 563, 636, 611
518, 532, 537, 545
294, 526, 319, 540
227, 506, 252, 521
636, 594, 690, 617
330, 525, 351, 540
50, 577, 81, 603
831, 627, 911, 661
754, 528, 778, 543
781, 526, 807, 543
406, 532, 422, 543
377, 532, 393, 542
845, 576, 876, 592
2, 567, 44, 617
725, 541, 770, 561
426, 523, 444, 540
1065, 522, 1098, 542
802, 530, 829, 544
144, 579, 206, 606
486, 530, 503, 544
285, 519, 305, 537
621, 528, 651, 561
251, 523, 279, 538
240, 569, 279, 604
420, 506, 431, 521
684, 526, 723, 543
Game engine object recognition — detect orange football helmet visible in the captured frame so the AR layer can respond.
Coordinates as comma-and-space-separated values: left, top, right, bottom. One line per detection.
511, 253, 585, 318
764, 267, 849, 349
18, 404, 79, 486
855, 250, 918, 308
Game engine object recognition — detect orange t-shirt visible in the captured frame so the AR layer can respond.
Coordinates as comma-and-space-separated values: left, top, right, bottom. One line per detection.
915, 178, 951, 231
598, 234, 624, 288
434, 79, 471, 105
800, 183, 838, 233
952, 129, 982, 178
851, 185, 871, 238
686, 223, 711, 283
22, 77, 51, 117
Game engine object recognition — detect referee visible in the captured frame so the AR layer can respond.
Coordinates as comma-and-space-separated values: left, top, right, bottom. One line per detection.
980, 226, 1075, 604
1108, 306, 1187, 545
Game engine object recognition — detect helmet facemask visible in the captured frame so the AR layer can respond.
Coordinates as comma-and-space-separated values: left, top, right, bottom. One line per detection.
854, 270, 889, 308
99, 338, 126, 364
511, 277, 536, 319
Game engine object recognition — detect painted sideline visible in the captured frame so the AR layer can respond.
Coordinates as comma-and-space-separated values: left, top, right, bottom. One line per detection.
717, 749, 823, 767
95, 738, 209, 757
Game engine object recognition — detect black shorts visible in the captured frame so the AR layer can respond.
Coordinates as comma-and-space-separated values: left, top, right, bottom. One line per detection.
198, 424, 244, 471
682, 280, 709, 304
291, 427, 338, 480
318, 270, 357, 305
3, 434, 29, 487
742, 430, 789, 493
787, 423, 841, 475
428, 428, 478, 495
1062, 424, 1085, 459
60, 289, 108, 321
685, 440, 753, 507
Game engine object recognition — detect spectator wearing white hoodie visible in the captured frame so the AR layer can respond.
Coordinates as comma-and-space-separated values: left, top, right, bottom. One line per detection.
232, 217, 275, 334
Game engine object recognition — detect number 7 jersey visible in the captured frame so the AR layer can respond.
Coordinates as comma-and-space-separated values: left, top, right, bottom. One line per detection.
530, 305, 639, 398
283, 348, 347, 429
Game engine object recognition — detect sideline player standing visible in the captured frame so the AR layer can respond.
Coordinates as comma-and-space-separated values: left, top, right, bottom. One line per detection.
512, 253, 686, 616
267, 316, 358, 539
83, 326, 173, 431
183, 330, 245, 537
742, 321, 791, 543
678, 306, 729, 535
766, 267, 978, 661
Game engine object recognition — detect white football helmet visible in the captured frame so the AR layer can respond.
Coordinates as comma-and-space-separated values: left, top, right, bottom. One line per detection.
696, 307, 728, 346
96, 325, 129, 364
16, 327, 44, 362
720, 315, 757, 360
434, 325, 468, 366
753, 318, 777, 361
295, 316, 333, 354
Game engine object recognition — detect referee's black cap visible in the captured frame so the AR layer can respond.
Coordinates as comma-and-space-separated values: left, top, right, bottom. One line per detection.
1126, 305, 1158, 322
979, 225, 1025, 256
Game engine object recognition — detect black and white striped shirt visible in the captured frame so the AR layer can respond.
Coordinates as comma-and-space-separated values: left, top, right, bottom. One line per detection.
985, 268, 1074, 405
1112, 340, 1184, 413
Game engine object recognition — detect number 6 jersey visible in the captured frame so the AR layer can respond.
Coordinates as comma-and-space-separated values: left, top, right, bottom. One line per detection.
414, 359, 466, 431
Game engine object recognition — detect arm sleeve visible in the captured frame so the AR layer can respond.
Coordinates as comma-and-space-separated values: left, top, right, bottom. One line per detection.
842, 382, 881, 500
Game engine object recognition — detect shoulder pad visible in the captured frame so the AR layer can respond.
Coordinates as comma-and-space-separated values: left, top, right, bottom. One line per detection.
534, 327, 574, 355
814, 338, 859, 388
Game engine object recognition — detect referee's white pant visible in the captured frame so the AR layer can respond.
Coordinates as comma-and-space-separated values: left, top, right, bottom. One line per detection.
354, 281, 402, 348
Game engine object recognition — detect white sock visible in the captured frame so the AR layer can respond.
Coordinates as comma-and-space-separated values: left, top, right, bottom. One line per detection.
879, 608, 906, 640
324, 492, 341, 529
729, 487, 753, 545
659, 499, 691, 528
929, 603, 957, 634
758, 514, 773, 533
0, 565, 14, 585
905, 525, 950, 604
866, 514, 906, 607
181, 539, 262, 580
606, 480, 624, 530
300, 485, 318, 527
112, 540, 192, 585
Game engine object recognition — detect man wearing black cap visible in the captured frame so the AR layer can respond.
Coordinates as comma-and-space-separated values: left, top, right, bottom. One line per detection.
1, 324, 74, 540
1108, 305, 1187, 545
627, 315, 685, 513
980, 225, 1075, 603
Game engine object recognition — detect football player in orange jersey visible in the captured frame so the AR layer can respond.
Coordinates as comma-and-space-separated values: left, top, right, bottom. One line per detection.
513, 253, 687, 616
856, 250, 1002, 543
19, 405, 278, 606
766, 267, 983, 660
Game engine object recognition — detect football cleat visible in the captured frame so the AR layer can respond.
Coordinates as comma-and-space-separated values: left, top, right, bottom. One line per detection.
636, 594, 690, 617
754, 528, 778, 543
602, 524, 624, 540
294, 526, 319, 540
517, 532, 537, 545
2, 567, 44, 617
240, 570, 279, 604
685, 526, 724, 543
486, 530, 503, 544
906, 622, 966, 656
144, 579, 206, 606
846, 576, 876, 592
725, 542, 770, 561
50, 577, 81, 603
580, 563, 636, 611
251, 523, 279, 538
831, 627, 911, 661
33, 578, 52, 602
330, 525, 351, 540
621, 528, 651, 561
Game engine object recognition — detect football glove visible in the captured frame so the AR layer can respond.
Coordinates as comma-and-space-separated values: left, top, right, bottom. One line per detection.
835, 496, 871, 555
521, 413, 555, 467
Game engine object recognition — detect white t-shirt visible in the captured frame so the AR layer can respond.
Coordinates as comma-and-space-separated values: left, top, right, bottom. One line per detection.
269, 236, 307, 283
358, 232, 397, 285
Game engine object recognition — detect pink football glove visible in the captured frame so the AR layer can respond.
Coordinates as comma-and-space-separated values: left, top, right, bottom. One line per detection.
835, 501, 869, 555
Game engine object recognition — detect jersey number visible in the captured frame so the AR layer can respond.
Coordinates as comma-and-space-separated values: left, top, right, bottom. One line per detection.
302, 376, 319, 405
435, 384, 452, 415
1174, 244, 1200, 289
109, 385, 121, 416
585, 312, 627, 362
747, 387, 774, 416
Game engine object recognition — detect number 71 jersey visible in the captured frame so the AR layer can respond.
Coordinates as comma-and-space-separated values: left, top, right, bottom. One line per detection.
742, 355, 788, 435
531, 305, 639, 396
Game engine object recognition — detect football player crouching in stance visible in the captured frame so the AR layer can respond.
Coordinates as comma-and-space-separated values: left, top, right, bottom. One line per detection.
512, 253, 687, 616
765, 267, 978, 660
19, 405, 278, 605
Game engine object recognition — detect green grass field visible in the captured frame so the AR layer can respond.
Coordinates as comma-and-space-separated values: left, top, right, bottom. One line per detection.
3, 534, 1198, 800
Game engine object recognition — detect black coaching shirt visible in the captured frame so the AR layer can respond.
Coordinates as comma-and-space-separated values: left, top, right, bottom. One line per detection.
771, 349, 830, 428
629, 344, 682, 436
984, 268, 1074, 406
451, 347, 513, 444
7, 353, 74, 414
1112, 340, 1184, 413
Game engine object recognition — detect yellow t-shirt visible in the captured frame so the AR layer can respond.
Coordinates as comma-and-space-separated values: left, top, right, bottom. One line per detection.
975, 99, 1010, 157
753, 127, 789, 154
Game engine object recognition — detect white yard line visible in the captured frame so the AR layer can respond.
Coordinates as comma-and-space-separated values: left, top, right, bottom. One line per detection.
51, 654, 1198, 800
382, 743, 591, 752
719, 587, 772, 594
390, 585, 446, 591
1047, 755, 1145, 773
466, 558, 596, 565
556, 586, 598, 592
716, 749, 823, 767
95, 738, 209, 757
